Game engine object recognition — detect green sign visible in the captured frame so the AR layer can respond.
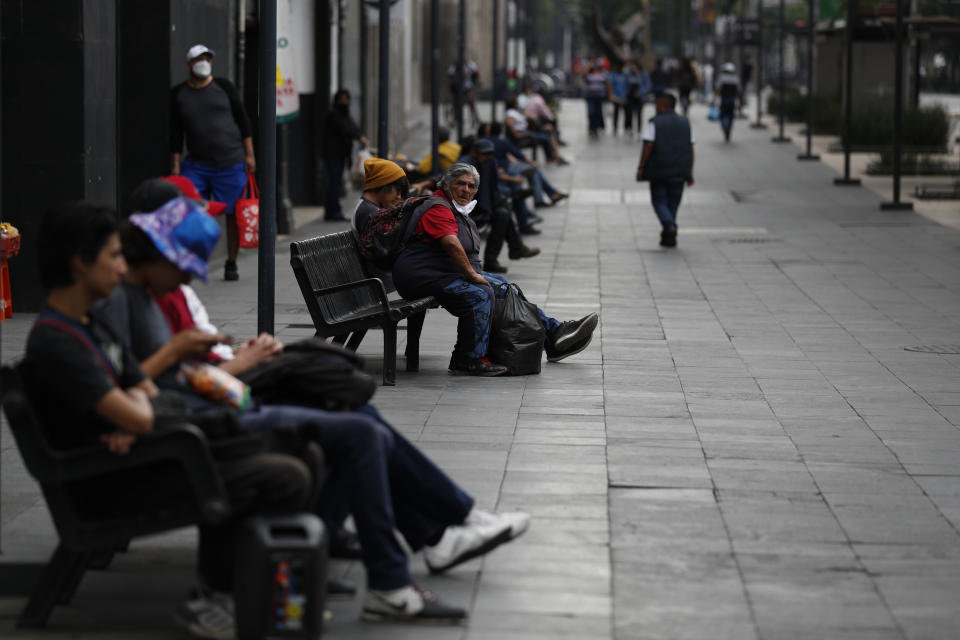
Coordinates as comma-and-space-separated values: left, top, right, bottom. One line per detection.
820, 0, 845, 20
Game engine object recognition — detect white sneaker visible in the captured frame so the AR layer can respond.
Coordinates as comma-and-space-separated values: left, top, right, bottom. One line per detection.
174, 590, 235, 640
423, 510, 514, 573
466, 508, 531, 540
362, 584, 466, 624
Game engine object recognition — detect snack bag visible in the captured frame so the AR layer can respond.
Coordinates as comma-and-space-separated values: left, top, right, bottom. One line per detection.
179, 361, 252, 410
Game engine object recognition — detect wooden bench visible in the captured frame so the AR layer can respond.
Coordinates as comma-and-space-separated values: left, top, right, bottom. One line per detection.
290, 230, 437, 386
0, 364, 231, 628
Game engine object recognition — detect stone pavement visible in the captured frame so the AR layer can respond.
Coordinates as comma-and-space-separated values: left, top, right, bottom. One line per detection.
2, 98, 960, 639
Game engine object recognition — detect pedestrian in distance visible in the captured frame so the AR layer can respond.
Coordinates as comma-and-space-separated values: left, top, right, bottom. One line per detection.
713, 62, 743, 142
636, 93, 695, 248
609, 63, 630, 134
323, 89, 369, 221
676, 58, 698, 117
170, 44, 255, 282
624, 61, 652, 136
584, 60, 612, 138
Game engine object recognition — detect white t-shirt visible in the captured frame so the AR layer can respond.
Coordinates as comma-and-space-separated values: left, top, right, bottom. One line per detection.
642, 120, 695, 144
506, 108, 528, 133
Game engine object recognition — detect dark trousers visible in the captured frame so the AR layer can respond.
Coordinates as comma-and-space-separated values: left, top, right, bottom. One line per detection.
612, 102, 624, 132
586, 96, 605, 132
720, 98, 737, 139
483, 203, 522, 263
624, 98, 644, 132
324, 155, 347, 218
199, 453, 313, 592
438, 272, 562, 359
649, 179, 685, 230
237, 404, 473, 590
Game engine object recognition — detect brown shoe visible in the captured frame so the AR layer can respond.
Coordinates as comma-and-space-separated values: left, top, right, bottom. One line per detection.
508, 245, 541, 260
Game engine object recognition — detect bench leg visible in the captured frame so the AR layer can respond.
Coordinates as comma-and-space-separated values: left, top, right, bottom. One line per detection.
405, 311, 426, 372
381, 325, 397, 386
345, 329, 367, 351
18, 544, 88, 628
331, 333, 349, 346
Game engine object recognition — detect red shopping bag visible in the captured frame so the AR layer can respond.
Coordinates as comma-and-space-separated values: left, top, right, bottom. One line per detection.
236, 174, 259, 248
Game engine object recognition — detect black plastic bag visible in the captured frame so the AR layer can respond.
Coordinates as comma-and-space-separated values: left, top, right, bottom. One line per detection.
489, 283, 545, 375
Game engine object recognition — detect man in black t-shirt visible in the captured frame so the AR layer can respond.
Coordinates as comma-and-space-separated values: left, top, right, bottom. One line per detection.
170, 44, 255, 282
23, 203, 311, 639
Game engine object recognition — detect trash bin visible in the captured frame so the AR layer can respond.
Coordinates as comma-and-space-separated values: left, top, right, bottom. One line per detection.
235, 513, 328, 639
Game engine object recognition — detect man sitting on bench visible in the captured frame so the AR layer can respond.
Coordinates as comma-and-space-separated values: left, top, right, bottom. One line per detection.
22, 203, 313, 639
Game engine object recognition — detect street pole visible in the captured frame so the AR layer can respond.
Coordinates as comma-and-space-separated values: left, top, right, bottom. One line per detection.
751, 0, 767, 129
377, 0, 389, 157
492, 0, 499, 123
834, 0, 860, 185
456, 0, 465, 140
797, 0, 819, 160
257, 0, 277, 336
880, 0, 912, 210
771, 0, 790, 142
430, 0, 440, 176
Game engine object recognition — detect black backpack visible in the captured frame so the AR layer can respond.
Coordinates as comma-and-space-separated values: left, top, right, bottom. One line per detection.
237, 338, 377, 411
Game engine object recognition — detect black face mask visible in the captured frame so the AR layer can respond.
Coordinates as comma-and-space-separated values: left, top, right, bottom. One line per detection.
334, 103, 349, 115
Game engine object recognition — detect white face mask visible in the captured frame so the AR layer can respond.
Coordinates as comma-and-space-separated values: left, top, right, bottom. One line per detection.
192, 60, 212, 78
451, 199, 477, 216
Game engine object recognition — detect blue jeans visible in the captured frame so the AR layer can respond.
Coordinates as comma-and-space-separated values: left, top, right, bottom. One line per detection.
237, 403, 473, 590
649, 179, 685, 230
180, 161, 247, 214
586, 96, 605, 132
509, 161, 558, 204
439, 272, 562, 359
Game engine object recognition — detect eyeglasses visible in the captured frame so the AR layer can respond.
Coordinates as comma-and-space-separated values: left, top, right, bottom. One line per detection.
453, 180, 477, 191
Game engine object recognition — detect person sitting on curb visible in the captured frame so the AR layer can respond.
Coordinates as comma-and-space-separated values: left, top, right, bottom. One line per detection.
22, 203, 314, 640
103, 179, 530, 627
392, 163, 599, 376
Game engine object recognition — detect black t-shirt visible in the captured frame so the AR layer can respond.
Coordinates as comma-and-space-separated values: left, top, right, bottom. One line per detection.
23, 308, 146, 450
170, 78, 252, 167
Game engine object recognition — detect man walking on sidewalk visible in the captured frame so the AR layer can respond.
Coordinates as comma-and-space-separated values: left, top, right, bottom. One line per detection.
170, 44, 255, 282
636, 93, 695, 248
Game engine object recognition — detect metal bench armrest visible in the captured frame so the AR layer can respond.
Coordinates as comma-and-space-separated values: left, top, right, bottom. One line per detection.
313, 277, 391, 311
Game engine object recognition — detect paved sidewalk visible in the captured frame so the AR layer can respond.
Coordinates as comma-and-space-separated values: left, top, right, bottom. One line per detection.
2, 98, 960, 639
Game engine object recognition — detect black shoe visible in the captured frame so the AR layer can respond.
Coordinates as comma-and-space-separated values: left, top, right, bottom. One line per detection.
362, 585, 467, 624
660, 228, 677, 248
483, 259, 508, 273
508, 245, 540, 260
327, 578, 358, 600
224, 260, 239, 281
519, 225, 541, 236
547, 313, 599, 362
534, 199, 553, 209
448, 355, 508, 377
330, 528, 363, 559
527, 214, 545, 225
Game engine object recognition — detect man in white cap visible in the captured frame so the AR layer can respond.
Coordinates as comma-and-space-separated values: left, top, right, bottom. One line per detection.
170, 44, 256, 282
713, 62, 743, 142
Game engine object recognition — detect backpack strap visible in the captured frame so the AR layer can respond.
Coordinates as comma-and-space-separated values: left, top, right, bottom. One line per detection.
35, 313, 121, 387
403, 195, 453, 244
